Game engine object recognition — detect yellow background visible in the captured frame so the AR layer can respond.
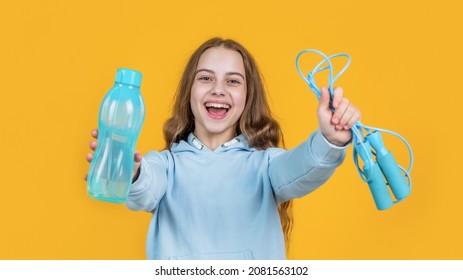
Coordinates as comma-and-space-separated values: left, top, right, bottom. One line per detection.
1, 0, 462, 259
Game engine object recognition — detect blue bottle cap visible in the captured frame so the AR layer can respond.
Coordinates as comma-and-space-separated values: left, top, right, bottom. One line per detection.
115, 68, 142, 87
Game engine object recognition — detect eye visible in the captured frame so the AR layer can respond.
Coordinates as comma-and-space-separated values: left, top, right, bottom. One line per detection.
228, 79, 241, 85
198, 76, 213, 82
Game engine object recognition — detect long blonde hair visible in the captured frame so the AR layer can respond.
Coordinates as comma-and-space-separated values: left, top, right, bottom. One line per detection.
163, 37, 294, 253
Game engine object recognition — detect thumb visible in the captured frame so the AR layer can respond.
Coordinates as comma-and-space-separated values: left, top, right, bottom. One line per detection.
134, 151, 143, 163
318, 86, 331, 112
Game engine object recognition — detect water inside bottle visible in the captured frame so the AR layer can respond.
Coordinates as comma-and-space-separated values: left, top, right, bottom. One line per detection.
88, 131, 134, 203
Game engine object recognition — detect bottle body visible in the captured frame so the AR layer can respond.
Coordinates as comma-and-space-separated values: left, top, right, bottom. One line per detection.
87, 69, 144, 203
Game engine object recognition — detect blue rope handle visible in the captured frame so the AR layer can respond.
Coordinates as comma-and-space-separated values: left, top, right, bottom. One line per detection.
296, 49, 414, 208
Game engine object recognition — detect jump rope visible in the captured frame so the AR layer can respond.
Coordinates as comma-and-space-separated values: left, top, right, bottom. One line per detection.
295, 50, 414, 210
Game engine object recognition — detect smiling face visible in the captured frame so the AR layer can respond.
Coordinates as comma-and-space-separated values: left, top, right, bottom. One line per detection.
190, 46, 247, 146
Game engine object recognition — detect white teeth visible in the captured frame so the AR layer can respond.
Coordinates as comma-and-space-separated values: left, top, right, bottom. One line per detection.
205, 102, 230, 109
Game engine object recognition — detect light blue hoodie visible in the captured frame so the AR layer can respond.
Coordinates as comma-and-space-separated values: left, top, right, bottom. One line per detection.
126, 129, 347, 260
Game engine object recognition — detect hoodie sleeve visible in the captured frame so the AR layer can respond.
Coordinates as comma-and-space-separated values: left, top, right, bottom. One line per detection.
125, 150, 169, 212
268, 129, 348, 204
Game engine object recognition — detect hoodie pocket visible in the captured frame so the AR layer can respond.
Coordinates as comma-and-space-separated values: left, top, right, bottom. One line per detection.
169, 250, 254, 260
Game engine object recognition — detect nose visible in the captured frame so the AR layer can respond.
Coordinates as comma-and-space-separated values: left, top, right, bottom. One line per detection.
211, 80, 226, 96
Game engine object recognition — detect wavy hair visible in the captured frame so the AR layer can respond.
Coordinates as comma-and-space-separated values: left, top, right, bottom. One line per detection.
163, 37, 294, 254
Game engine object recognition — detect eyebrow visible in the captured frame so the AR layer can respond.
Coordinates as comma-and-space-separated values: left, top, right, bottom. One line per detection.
195, 68, 245, 80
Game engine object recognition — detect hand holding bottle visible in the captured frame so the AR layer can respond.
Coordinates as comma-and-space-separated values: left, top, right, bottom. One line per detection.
84, 129, 143, 182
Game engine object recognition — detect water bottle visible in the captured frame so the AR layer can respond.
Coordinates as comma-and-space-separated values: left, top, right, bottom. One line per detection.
87, 68, 145, 203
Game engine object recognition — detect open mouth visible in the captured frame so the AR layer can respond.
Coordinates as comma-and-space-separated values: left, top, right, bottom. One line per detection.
204, 102, 231, 119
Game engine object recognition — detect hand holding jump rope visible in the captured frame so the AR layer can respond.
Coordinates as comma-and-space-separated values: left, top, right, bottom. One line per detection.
296, 50, 414, 210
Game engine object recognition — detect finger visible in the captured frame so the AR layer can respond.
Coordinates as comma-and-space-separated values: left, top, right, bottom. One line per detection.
336, 105, 360, 130
332, 97, 350, 125
343, 107, 361, 129
338, 104, 356, 126
331, 87, 344, 109
84, 174, 88, 181
91, 129, 98, 139
86, 152, 93, 163
318, 86, 331, 112
134, 151, 143, 162
89, 140, 98, 151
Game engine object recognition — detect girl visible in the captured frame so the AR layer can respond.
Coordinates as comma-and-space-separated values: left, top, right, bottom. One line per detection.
86, 37, 361, 260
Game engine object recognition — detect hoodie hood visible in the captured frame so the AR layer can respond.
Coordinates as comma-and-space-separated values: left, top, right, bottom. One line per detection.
171, 133, 254, 154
